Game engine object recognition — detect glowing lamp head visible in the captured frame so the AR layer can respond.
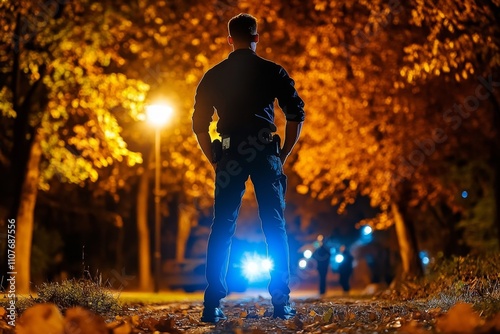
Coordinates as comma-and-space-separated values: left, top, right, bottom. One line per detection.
146, 103, 173, 127
335, 254, 345, 263
298, 259, 307, 269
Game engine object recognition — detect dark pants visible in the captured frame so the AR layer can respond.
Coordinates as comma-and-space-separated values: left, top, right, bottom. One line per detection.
339, 271, 352, 292
204, 146, 291, 308
318, 267, 328, 295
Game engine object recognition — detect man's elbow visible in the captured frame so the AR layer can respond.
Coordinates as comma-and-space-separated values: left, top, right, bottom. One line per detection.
285, 119, 304, 127
285, 112, 305, 123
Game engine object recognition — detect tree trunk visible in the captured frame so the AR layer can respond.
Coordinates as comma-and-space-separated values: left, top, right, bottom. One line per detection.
428, 204, 469, 257
391, 202, 423, 279
115, 215, 124, 271
16, 131, 42, 294
136, 166, 152, 291
176, 204, 196, 261
488, 93, 500, 248
494, 154, 500, 249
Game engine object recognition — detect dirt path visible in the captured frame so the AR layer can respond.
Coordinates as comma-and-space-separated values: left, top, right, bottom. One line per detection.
7, 293, 499, 333
120, 295, 445, 333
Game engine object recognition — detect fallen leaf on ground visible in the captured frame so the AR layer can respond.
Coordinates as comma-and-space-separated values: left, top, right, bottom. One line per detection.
321, 322, 337, 331
65, 306, 108, 334
323, 308, 333, 323
436, 302, 483, 333
222, 318, 244, 329
482, 312, 500, 332
108, 320, 132, 334
245, 310, 260, 319
155, 316, 180, 333
399, 320, 429, 334
16, 303, 64, 334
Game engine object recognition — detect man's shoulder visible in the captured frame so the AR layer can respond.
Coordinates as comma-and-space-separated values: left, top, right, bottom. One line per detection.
206, 59, 227, 74
255, 54, 283, 70
204, 56, 238, 78
203, 53, 284, 78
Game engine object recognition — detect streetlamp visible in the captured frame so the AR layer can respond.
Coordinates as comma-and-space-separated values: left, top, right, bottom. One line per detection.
146, 103, 173, 293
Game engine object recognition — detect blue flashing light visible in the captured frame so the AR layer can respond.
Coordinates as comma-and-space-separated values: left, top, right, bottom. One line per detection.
361, 225, 373, 236
241, 254, 273, 282
262, 259, 273, 271
303, 249, 313, 259
461, 190, 468, 199
419, 250, 430, 266
334, 254, 345, 263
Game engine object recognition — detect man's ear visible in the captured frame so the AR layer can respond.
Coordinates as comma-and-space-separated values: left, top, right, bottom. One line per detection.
228, 36, 233, 45
252, 34, 259, 43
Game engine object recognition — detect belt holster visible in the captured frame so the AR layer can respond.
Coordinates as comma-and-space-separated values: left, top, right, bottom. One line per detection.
211, 139, 222, 163
272, 134, 281, 156
218, 133, 281, 157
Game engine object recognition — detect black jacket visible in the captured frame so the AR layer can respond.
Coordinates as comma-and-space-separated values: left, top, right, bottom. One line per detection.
193, 49, 305, 136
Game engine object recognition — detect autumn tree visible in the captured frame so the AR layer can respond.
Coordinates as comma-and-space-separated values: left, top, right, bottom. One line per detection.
0, 0, 147, 293
251, 0, 499, 277
397, 0, 500, 248
0, 0, 244, 292
117, 0, 499, 284
110, 0, 227, 288
3, 0, 497, 292
261, 0, 428, 278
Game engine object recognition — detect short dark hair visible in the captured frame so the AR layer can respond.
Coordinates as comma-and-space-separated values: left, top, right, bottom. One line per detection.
228, 13, 257, 42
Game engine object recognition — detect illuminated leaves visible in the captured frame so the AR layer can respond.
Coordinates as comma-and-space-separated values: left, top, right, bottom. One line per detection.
1, 0, 149, 191
2, 0, 497, 221
0, 87, 14, 118
266, 0, 497, 231
285, 1, 404, 211
401, 0, 499, 83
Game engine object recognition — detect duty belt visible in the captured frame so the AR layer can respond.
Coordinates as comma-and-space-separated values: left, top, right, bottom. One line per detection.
221, 131, 274, 151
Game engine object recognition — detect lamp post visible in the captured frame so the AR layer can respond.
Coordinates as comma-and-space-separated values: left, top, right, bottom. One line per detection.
146, 103, 173, 293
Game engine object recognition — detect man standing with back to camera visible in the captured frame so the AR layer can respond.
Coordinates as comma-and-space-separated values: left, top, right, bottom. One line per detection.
192, 13, 305, 323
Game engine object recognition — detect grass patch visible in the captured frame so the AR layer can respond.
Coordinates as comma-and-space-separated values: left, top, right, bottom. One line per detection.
389, 253, 500, 316
36, 278, 121, 315
1, 278, 122, 316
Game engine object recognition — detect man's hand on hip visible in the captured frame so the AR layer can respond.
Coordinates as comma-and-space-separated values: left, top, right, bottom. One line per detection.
279, 151, 288, 165
280, 121, 303, 166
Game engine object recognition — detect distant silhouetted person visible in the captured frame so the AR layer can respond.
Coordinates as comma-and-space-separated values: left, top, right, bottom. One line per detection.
338, 245, 354, 294
192, 13, 305, 323
312, 235, 331, 296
